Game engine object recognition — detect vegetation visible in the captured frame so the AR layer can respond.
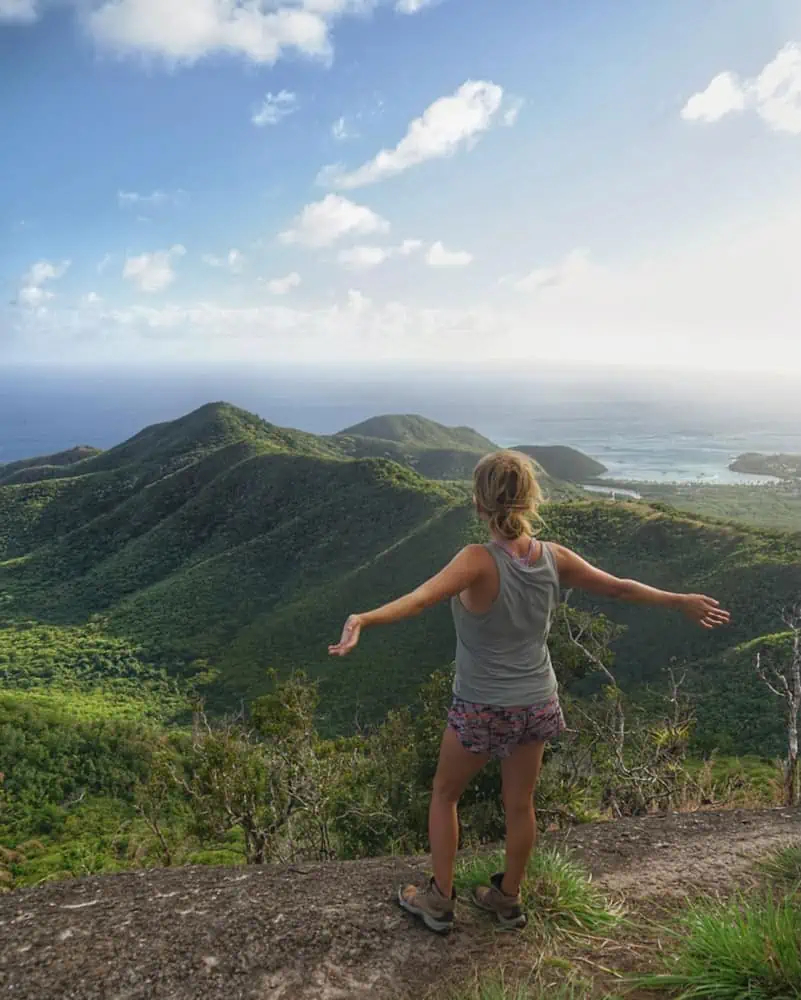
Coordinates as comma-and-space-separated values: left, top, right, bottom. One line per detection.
0, 621, 191, 722
0, 446, 101, 486
513, 445, 607, 482
448, 975, 606, 1000
638, 893, 801, 999
336, 413, 497, 452
2, 402, 800, 745
617, 480, 801, 533
730, 452, 801, 479
455, 847, 623, 937
1, 656, 784, 892
756, 841, 801, 887
330, 413, 596, 489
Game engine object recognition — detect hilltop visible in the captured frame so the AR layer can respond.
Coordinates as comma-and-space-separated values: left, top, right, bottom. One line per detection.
1, 401, 800, 741
330, 413, 598, 487
2, 807, 799, 1000
329, 412, 497, 483
337, 413, 496, 452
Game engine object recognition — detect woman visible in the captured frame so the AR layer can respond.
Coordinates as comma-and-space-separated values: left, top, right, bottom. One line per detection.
329, 450, 730, 934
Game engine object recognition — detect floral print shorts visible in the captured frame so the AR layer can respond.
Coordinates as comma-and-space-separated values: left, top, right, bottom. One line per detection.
447, 693, 566, 759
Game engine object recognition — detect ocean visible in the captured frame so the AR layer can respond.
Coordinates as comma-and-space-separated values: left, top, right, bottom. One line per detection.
1, 364, 800, 485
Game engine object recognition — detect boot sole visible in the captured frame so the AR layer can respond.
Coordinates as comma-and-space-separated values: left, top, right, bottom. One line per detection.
397, 888, 453, 935
471, 889, 528, 930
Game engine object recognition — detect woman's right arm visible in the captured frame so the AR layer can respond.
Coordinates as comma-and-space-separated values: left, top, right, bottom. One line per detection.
549, 543, 730, 629
328, 544, 493, 656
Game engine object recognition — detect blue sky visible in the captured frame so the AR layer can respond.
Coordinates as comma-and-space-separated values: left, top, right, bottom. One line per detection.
2, 0, 800, 372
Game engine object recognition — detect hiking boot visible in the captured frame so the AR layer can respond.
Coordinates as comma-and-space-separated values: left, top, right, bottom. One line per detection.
398, 877, 455, 935
472, 872, 527, 929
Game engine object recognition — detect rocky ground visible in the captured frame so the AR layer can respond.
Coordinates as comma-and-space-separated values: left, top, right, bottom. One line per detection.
1, 807, 799, 1000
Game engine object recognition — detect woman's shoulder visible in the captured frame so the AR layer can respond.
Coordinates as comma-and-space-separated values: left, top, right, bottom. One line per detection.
452, 542, 499, 576
460, 541, 496, 562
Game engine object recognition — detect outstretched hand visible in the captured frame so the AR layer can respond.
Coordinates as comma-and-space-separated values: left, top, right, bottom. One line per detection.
680, 594, 731, 629
329, 614, 362, 657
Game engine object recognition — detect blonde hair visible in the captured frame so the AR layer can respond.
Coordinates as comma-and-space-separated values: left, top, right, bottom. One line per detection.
473, 450, 543, 541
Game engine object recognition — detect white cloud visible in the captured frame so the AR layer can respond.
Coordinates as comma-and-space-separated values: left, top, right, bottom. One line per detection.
97, 253, 113, 274
83, 292, 103, 306
118, 189, 185, 208
755, 43, 801, 134
682, 43, 801, 134
88, 0, 350, 66
0, 0, 37, 22
202, 248, 246, 273
399, 238, 423, 255
338, 238, 425, 269
122, 245, 186, 293
396, 0, 436, 12
252, 90, 298, 126
323, 80, 509, 188
24, 259, 71, 285
425, 241, 473, 268
16, 258, 70, 308
18, 285, 50, 308
681, 72, 748, 123
278, 193, 390, 247
338, 245, 391, 270
8, 0, 382, 65
266, 272, 302, 295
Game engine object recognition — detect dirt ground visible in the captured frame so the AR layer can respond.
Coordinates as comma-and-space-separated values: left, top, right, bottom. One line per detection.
1, 807, 799, 1000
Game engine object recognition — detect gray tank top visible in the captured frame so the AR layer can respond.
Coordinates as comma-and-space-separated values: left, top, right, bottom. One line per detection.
450, 540, 560, 706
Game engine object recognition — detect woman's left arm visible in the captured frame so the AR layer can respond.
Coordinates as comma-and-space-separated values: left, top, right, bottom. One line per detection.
328, 544, 489, 657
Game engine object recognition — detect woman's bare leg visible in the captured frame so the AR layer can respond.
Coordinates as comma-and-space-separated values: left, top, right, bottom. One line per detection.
429, 727, 489, 897
499, 740, 546, 896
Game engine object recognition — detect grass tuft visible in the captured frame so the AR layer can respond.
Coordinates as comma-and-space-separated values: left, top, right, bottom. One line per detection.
756, 841, 801, 887
635, 891, 801, 1000
454, 847, 623, 936
446, 967, 597, 1000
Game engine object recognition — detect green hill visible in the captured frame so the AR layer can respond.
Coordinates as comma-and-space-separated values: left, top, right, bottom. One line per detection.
513, 445, 607, 482
330, 414, 495, 484
1, 402, 800, 747
329, 413, 592, 496
336, 414, 496, 452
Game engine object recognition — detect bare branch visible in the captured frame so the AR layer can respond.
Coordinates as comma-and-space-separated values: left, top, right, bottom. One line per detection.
756, 651, 786, 700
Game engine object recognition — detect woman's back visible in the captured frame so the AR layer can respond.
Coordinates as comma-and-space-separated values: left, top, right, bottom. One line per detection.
451, 540, 560, 707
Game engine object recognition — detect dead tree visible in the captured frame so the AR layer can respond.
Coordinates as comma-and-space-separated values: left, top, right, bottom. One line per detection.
755, 603, 801, 806
561, 597, 625, 752
561, 598, 695, 816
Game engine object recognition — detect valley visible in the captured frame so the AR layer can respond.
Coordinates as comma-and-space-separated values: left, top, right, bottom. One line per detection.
1, 402, 799, 746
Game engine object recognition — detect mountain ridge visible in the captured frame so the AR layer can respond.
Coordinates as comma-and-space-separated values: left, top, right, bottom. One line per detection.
336, 413, 497, 452
0, 403, 605, 488
2, 401, 800, 745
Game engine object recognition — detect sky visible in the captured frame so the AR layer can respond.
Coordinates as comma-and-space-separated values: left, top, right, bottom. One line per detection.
1, 0, 800, 372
